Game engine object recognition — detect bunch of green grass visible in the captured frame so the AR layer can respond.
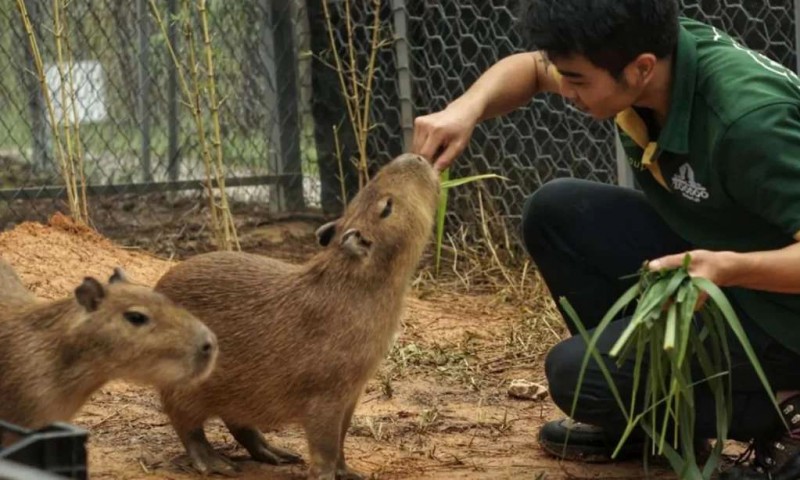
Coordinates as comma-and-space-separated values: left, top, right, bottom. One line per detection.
560, 254, 787, 479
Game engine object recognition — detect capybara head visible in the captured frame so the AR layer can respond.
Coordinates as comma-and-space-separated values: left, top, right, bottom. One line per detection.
70, 268, 218, 387
315, 153, 440, 268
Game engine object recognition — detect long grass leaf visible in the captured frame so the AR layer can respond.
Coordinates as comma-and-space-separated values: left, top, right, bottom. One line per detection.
434, 168, 450, 276
664, 302, 677, 351
559, 297, 632, 457
693, 278, 786, 430
440, 173, 507, 189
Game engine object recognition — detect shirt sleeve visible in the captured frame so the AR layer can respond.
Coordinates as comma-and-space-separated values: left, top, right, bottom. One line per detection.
716, 102, 800, 238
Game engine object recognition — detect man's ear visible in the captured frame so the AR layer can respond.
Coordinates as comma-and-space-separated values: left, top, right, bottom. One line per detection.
315, 221, 338, 247
627, 53, 657, 87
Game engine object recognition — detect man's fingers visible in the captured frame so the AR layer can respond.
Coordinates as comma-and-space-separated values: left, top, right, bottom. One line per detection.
648, 254, 685, 271
412, 119, 427, 154
433, 141, 462, 172
419, 132, 444, 163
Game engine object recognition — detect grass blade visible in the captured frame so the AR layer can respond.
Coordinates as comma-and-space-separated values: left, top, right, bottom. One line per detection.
440, 173, 507, 189
664, 302, 677, 351
693, 278, 786, 431
434, 168, 450, 276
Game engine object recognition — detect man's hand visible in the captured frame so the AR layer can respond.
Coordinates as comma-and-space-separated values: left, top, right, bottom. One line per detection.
648, 250, 737, 311
412, 102, 481, 171
647, 249, 736, 287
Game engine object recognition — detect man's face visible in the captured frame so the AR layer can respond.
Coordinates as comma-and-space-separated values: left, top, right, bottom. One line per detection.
548, 54, 643, 120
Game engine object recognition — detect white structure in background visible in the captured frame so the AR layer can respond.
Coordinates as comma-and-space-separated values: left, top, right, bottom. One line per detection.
44, 60, 107, 125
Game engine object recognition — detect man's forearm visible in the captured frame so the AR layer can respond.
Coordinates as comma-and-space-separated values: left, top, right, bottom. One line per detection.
447, 52, 551, 123
724, 241, 800, 294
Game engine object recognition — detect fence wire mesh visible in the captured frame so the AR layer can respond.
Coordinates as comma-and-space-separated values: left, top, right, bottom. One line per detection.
0, 0, 317, 254
0, 0, 797, 257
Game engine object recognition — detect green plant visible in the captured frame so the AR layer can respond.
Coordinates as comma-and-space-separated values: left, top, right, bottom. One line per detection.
434, 168, 506, 276
560, 254, 785, 479
149, 0, 240, 251
15, 0, 89, 224
321, 0, 388, 190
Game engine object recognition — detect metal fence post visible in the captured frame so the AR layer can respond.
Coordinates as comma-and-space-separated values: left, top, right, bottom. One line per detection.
18, 0, 50, 174
392, 0, 413, 152
262, 0, 305, 211
137, 0, 153, 182
166, 0, 180, 183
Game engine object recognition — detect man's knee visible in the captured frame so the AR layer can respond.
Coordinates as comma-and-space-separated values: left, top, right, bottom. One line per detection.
520, 178, 585, 258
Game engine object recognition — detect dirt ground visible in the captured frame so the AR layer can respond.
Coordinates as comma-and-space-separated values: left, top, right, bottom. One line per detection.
0, 214, 739, 479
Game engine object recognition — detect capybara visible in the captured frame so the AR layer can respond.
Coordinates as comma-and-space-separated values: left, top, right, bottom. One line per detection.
154, 153, 440, 479
0, 260, 218, 430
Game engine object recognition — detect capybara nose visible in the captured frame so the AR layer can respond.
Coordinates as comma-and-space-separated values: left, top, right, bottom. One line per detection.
198, 329, 218, 359
341, 228, 361, 242
397, 152, 428, 165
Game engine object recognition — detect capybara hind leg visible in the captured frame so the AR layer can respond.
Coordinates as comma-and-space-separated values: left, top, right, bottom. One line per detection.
335, 399, 365, 480
181, 427, 239, 476
224, 422, 303, 465
303, 409, 345, 480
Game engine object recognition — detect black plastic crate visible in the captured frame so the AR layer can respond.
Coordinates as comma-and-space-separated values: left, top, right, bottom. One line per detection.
0, 421, 88, 480
0, 459, 66, 480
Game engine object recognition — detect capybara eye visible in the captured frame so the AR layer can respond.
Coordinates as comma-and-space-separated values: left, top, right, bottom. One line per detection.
124, 311, 150, 326
380, 198, 393, 218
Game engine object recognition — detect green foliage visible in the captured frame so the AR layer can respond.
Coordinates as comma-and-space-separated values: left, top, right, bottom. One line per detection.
560, 255, 785, 479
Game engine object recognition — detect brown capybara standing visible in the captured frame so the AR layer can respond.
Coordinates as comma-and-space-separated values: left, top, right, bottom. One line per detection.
0, 261, 219, 430
154, 153, 440, 479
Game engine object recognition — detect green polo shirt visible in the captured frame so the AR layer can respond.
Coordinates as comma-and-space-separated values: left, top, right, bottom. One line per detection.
615, 17, 800, 354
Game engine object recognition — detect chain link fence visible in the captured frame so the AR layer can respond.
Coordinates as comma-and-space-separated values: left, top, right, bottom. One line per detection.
0, 0, 317, 253
0, 0, 798, 256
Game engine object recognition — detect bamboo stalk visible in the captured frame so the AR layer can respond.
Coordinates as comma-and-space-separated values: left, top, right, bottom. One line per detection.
52, 0, 75, 212
357, 0, 383, 184
149, 0, 239, 251
61, 0, 89, 223
333, 123, 347, 210
15, 0, 87, 225
197, 0, 239, 250
342, 0, 365, 187
321, 0, 362, 176
183, 0, 223, 249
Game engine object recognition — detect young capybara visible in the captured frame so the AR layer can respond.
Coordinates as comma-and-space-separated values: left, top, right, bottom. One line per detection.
0, 260, 219, 430
154, 153, 440, 479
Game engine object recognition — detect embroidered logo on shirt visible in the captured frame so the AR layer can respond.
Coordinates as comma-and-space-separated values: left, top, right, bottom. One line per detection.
671, 163, 709, 202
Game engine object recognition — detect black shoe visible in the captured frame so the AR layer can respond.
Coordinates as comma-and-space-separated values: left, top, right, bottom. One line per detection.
721, 395, 800, 480
538, 417, 645, 463
538, 417, 713, 465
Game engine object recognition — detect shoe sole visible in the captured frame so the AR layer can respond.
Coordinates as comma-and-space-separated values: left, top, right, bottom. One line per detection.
537, 428, 623, 463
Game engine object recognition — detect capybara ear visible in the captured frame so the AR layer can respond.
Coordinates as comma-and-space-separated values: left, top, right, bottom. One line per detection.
340, 228, 371, 258
75, 277, 107, 312
315, 221, 337, 247
109, 267, 129, 284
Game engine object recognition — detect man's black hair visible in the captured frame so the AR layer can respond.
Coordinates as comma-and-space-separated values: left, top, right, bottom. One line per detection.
518, 0, 680, 77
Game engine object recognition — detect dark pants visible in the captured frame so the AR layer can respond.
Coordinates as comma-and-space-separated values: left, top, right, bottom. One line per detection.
521, 178, 800, 442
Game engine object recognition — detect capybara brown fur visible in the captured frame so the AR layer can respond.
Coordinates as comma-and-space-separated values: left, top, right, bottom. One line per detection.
154, 153, 440, 479
0, 260, 219, 430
